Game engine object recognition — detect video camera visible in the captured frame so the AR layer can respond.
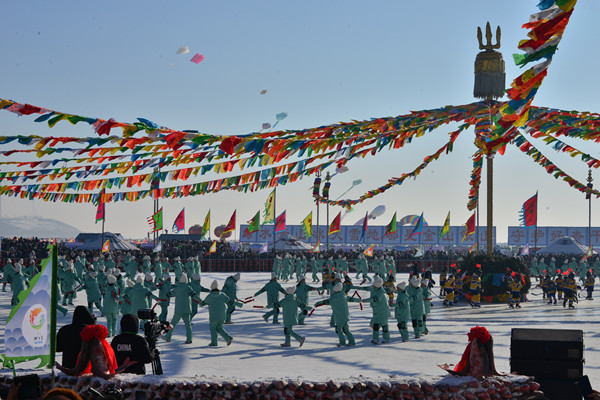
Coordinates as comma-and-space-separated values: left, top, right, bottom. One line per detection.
137, 309, 170, 342
137, 309, 170, 375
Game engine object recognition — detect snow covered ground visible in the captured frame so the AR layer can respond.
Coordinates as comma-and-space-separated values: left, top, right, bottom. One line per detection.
1, 272, 599, 384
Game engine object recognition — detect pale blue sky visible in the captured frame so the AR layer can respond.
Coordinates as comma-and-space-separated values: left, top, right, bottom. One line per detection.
1, 1, 599, 241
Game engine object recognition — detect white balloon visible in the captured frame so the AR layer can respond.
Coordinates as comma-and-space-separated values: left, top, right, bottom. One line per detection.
369, 205, 386, 218
176, 46, 190, 55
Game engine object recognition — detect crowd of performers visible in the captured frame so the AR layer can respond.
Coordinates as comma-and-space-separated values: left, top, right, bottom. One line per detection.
1, 250, 596, 350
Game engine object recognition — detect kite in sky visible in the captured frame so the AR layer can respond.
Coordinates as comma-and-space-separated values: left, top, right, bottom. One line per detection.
190, 54, 204, 64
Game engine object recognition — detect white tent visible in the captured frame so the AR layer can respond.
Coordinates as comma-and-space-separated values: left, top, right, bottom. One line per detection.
273, 232, 313, 251
537, 235, 593, 255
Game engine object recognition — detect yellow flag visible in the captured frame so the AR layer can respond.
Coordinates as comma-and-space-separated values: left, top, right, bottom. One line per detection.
263, 189, 275, 224
209, 240, 217, 253
201, 210, 210, 239
101, 239, 110, 253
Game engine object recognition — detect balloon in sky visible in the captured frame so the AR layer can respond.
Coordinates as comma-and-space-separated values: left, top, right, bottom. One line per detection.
275, 112, 288, 121
176, 46, 190, 55
260, 90, 268, 95
262, 123, 271, 130
369, 205, 386, 219
190, 53, 205, 64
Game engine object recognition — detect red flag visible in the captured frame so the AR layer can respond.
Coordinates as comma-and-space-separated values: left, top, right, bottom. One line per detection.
172, 208, 185, 233
461, 213, 476, 242
328, 211, 341, 235
95, 189, 105, 223
275, 211, 286, 232
521, 193, 538, 227
221, 210, 236, 237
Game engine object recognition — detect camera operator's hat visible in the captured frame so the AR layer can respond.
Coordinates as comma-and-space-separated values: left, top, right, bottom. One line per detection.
211, 280, 219, 290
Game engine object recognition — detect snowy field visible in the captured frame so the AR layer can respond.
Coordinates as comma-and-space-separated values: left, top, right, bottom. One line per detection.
1, 272, 599, 384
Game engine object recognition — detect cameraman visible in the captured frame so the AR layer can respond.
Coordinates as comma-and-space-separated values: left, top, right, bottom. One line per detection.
110, 314, 153, 374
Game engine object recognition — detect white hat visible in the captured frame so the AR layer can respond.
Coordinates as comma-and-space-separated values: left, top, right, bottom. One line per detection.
298, 274, 305, 281
193, 273, 201, 281
397, 282, 407, 290
271, 272, 277, 279
163, 273, 171, 280
126, 280, 135, 288
410, 276, 421, 287
180, 273, 188, 284
422, 278, 429, 286
14, 264, 21, 273
233, 273, 240, 281
107, 274, 117, 284
89, 271, 98, 278
335, 273, 342, 281
136, 275, 143, 284
333, 282, 343, 292
286, 286, 296, 295
210, 280, 219, 290
145, 273, 153, 282
175, 256, 181, 261
373, 277, 383, 288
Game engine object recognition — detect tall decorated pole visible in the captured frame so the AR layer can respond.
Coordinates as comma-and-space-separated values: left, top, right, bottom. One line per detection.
474, 22, 505, 255
151, 168, 160, 246
314, 170, 322, 246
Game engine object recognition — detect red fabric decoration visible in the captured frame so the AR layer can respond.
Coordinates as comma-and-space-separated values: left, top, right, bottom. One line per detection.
80, 324, 109, 342
77, 324, 117, 375
454, 326, 491, 373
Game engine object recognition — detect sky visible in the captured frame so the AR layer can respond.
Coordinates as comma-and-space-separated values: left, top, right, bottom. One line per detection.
1, 1, 600, 241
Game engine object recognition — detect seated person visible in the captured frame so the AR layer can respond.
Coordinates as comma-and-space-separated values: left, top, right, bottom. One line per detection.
110, 314, 153, 374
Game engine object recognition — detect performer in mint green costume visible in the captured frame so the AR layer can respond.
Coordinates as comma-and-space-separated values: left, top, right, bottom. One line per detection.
164, 273, 201, 344
363, 276, 391, 344
200, 280, 242, 346
314, 282, 361, 347
254, 273, 286, 324
274, 286, 305, 347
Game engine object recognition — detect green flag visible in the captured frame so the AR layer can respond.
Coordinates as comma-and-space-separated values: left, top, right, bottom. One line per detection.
301, 211, 312, 238
247, 211, 260, 233
148, 207, 163, 232
385, 212, 397, 236
439, 211, 450, 239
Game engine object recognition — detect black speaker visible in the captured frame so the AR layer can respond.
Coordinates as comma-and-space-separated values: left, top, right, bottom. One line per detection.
510, 328, 585, 400
511, 328, 584, 361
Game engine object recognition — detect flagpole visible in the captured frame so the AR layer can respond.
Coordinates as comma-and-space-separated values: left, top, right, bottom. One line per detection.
101, 203, 105, 251
326, 172, 331, 252
315, 170, 321, 246
273, 186, 277, 253
534, 190, 538, 255
50, 244, 58, 387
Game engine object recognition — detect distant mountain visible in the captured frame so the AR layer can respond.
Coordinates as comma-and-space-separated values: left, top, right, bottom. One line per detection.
0, 216, 80, 238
